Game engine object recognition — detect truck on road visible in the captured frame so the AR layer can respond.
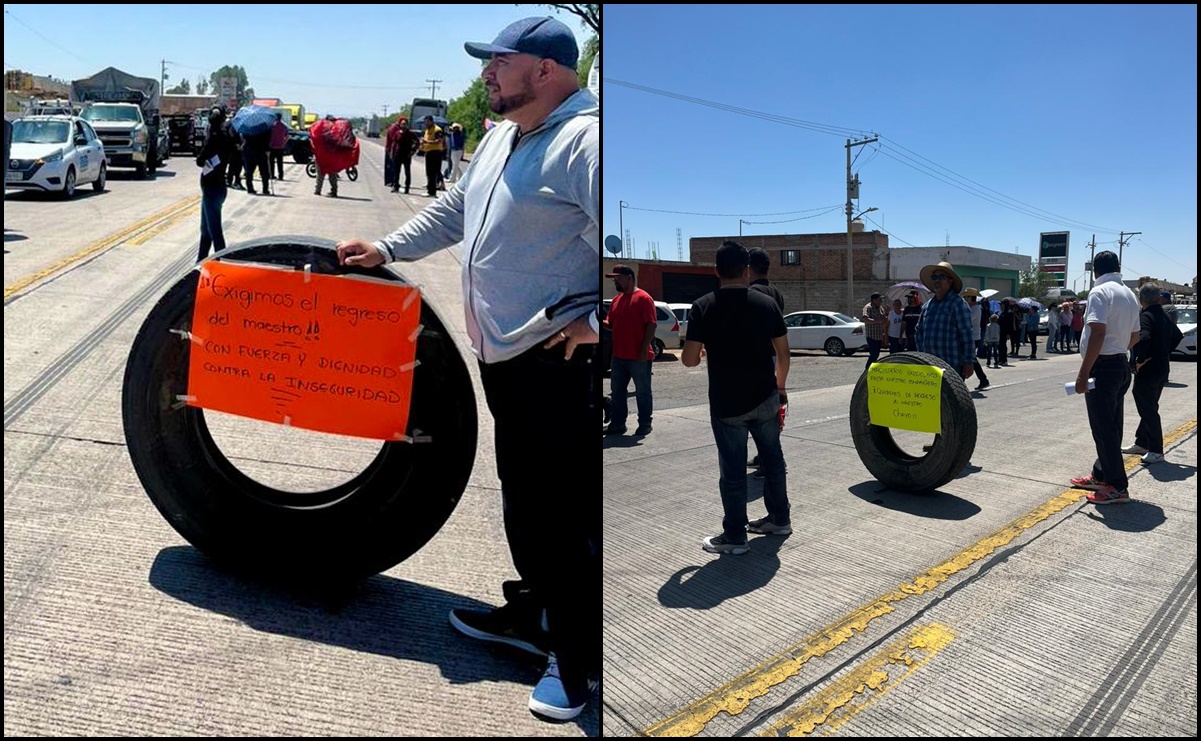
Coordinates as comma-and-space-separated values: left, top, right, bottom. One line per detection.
72, 67, 167, 179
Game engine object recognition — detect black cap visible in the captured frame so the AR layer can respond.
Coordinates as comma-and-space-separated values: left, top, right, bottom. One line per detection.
605, 264, 635, 277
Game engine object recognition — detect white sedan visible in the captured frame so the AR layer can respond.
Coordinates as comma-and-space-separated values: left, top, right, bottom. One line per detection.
1173, 305, 1196, 359
6, 115, 107, 198
783, 311, 869, 356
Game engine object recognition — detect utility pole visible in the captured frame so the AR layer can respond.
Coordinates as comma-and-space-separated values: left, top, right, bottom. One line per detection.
1088, 234, 1096, 290
160, 59, 172, 93
1118, 231, 1140, 274
619, 201, 628, 259
846, 136, 878, 315
425, 79, 442, 98
382, 104, 389, 117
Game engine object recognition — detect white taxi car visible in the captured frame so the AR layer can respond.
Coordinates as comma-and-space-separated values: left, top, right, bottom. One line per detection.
7, 115, 107, 198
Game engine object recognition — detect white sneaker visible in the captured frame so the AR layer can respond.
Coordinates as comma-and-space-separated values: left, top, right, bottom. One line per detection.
1141, 452, 1164, 465
1121, 443, 1148, 455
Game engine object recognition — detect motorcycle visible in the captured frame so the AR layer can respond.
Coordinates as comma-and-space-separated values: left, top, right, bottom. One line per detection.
306, 162, 358, 181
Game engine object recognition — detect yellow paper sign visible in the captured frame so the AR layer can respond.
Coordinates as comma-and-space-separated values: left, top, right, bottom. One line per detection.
867, 363, 943, 434
186, 261, 421, 441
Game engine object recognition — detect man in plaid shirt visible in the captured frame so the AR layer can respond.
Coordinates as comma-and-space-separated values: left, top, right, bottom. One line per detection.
915, 261, 976, 380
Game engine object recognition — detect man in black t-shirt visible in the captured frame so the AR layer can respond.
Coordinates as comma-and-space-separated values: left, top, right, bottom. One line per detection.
681, 240, 792, 556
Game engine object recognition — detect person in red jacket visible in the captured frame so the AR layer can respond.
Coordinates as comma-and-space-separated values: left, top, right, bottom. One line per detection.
603, 264, 657, 436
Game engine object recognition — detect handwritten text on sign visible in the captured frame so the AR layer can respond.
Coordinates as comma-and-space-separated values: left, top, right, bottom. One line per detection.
867, 363, 943, 434
187, 261, 421, 440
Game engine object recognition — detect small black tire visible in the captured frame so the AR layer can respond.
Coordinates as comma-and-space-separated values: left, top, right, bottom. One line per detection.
825, 337, 845, 356
121, 237, 478, 583
849, 351, 976, 492
346, 166, 359, 182
652, 338, 665, 360
306, 162, 317, 178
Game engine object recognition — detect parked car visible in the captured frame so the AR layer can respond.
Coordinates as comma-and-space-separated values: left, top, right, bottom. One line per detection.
1173, 305, 1196, 359
165, 113, 196, 155
601, 299, 680, 361
783, 310, 867, 356
653, 301, 681, 358
667, 303, 691, 344
6, 115, 107, 198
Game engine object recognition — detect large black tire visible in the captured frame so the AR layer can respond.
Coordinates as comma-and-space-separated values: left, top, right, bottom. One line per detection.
121, 237, 478, 583
824, 337, 845, 356
849, 351, 976, 492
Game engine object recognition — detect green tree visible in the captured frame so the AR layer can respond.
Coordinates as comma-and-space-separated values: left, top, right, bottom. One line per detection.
447, 78, 494, 152
1018, 264, 1056, 299
208, 65, 254, 108
195, 76, 210, 95
166, 78, 191, 95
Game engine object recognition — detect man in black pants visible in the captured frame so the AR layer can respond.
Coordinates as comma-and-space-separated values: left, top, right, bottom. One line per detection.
682, 240, 791, 555
1069, 251, 1141, 504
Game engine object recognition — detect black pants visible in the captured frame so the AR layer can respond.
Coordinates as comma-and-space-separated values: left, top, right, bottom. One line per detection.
270, 149, 284, 180
394, 157, 413, 191
478, 341, 600, 686
1085, 354, 1132, 491
864, 338, 882, 370
424, 150, 444, 195
1132, 370, 1167, 454
998, 331, 1009, 364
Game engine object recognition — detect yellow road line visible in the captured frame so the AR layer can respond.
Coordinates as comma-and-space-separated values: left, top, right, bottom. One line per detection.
4, 195, 200, 299
644, 417, 1198, 737
760, 623, 955, 737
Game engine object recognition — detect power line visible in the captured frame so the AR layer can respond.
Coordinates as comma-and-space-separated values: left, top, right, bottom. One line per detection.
742, 206, 843, 225
610, 77, 1123, 238
623, 203, 843, 218
862, 214, 917, 247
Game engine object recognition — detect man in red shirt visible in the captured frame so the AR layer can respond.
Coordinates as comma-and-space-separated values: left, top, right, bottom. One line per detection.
603, 264, 657, 436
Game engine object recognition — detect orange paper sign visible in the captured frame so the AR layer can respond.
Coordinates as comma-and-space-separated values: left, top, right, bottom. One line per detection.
186, 261, 421, 440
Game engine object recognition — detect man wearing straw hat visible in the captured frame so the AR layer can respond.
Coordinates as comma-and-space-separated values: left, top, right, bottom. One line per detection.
915, 261, 976, 381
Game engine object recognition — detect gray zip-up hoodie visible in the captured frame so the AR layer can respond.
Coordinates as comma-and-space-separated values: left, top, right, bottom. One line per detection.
373, 89, 599, 364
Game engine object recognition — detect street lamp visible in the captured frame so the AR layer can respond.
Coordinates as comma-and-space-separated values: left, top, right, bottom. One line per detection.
846, 207, 878, 314
739, 219, 748, 237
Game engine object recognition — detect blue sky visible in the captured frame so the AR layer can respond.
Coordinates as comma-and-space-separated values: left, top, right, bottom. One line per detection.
3, 3, 591, 119
603, 5, 1198, 291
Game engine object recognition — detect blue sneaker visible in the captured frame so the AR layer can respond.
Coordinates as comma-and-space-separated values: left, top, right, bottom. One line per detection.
528, 653, 597, 721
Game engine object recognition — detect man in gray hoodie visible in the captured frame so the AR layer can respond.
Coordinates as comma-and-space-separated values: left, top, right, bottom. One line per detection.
336, 16, 599, 723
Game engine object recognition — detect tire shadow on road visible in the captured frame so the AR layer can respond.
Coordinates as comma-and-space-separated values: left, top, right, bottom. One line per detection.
147, 546, 543, 688
847, 480, 981, 521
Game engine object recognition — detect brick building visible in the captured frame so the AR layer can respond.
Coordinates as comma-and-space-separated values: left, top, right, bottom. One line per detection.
603, 229, 1033, 316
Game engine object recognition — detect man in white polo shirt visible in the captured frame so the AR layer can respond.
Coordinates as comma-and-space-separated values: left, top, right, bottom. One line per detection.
1069, 251, 1141, 504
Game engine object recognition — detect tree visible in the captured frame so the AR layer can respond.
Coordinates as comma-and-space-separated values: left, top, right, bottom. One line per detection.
447, 77, 495, 152
195, 76, 210, 95
208, 65, 254, 108
165, 79, 191, 95
1018, 264, 1056, 299
536, 4, 600, 88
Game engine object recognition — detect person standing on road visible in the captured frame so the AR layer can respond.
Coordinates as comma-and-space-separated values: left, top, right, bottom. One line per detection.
196, 107, 233, 262
446, 122, 467, 184
985, 314, 1001, 368
386, 116, 419, 194
1071, 304, 1085, 351
223, 120, 242, 190
268, 113, 288, 182
861, 293, 888, 370
310, 115, 340, 198
963, 288, 990, 389
915, 261, 975, 381
887, 299, 905, 355
747, 247, 785, 478
419, 115, 446, 196
1123, 283, 1183, 466
336, 16, 599, 721
1059, 303, 1074, 352
681, 240, 791, 556
901, 292, 922, 351
1160, 290, 1177, 383
1047, 303, 1061, 352
1024, 305, 1040, 359
242, 128, 271, 196
1068, 251, 1141, 505
604, 264, 656, 437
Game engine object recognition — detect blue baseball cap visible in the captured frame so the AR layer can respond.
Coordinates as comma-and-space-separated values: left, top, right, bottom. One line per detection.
464, 16, 579, 69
